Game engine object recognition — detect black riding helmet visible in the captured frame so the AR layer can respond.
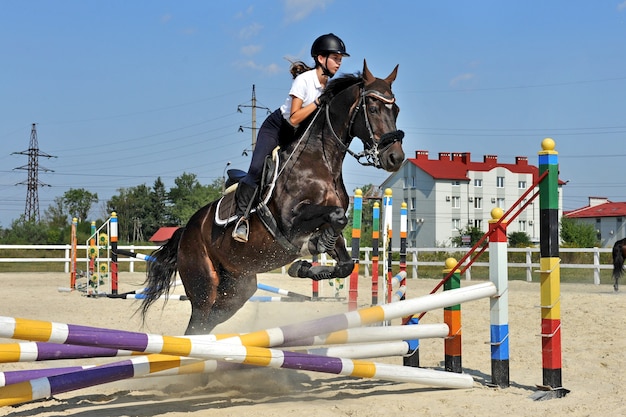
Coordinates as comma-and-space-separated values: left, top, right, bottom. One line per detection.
311, 33, 349, 78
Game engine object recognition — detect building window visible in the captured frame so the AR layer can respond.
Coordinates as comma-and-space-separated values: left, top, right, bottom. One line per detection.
410, 219, 417, 231
474, 219, 483, 229
519, 220, 526, 232
452, 180, 460, 186
452, 196, 461, 208
410, 197, 416, 210
496, 176, 505, 188
474, 197, 483, 209
452, 218, 461, 230
518, 180, 527, 189
497, 197, 505, 209
474, 179, 482, 187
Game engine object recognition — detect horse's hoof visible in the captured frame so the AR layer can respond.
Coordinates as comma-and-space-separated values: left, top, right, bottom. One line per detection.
309, 266, 332, 281
288, 260, 312, 278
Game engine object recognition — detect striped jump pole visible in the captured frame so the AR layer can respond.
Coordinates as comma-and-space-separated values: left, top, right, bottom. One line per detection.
113, 248, 156, 262
0, 323, 449, 365
88, 221, 96, 290
382, 188, 393, 304
110, 212, 119, 295
349, 189, 363, 311
0, 340, 424, 389
0, 322, 480, 406
69, 217, 78, 290
371, 201, 380, 306
399, 201, 407, 277
443, 258, 462, 373
488, 207, 510, 388
0, 283, 496, 353
537, 138, 567, 397
256, 283, 311, 301
0, 341, 134, 363
0, 283, 496, 405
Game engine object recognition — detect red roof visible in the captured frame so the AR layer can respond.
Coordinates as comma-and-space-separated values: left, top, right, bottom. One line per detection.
149, 227, 180, 243
565, 201, 626, 218
408, 151, 538, 181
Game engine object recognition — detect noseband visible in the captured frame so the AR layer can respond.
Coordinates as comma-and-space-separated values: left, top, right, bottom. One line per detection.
325, 85, 404, 168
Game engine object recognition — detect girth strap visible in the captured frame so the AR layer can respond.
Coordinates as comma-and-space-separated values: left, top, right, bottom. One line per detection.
255, 202, 301, 254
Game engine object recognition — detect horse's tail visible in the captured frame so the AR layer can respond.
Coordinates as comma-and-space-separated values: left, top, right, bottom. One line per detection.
139, 227, 185, 321
612, 240, 624, 281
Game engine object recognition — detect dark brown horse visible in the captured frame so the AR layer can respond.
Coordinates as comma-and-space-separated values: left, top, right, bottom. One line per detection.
612, 238, 626, 291
140, 60, 405, 334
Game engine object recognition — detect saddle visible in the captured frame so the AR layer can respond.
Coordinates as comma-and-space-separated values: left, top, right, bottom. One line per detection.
214, 148, 298, 251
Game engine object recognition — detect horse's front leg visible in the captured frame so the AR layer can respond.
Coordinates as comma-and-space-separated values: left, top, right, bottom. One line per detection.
287, 206, 354, 281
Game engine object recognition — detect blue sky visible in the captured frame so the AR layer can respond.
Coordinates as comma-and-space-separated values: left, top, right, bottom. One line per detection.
1, 1, 625, 228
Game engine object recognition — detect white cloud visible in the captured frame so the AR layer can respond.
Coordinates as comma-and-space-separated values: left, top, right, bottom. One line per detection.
235, 5, 255, 19
241, 44, 263, 56
449, 73, 475, 88
283, 0, 334, 24
618, 1, 626, 11
237, 60, 282, 75
239, 23, 263, 40
161, 14, 172, 24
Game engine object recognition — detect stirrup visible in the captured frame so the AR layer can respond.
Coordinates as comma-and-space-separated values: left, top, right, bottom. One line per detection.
232, 217, 249, 243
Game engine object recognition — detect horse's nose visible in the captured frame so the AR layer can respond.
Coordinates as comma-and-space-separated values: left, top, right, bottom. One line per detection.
386, 148, 405, 171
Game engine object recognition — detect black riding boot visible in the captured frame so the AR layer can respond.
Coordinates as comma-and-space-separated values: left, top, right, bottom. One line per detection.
232, 182, 257, 243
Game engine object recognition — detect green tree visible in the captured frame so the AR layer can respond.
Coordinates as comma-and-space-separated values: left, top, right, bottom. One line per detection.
63, 188, 98, 222
107, 185, 152, 242
560, 216, 599, 247
144, 177, 169, 237
43, 196, 70, 228
508, 231, 532, 247
167, 173, 221, 225
451, 226, 484, 247
0, 216, 49, 244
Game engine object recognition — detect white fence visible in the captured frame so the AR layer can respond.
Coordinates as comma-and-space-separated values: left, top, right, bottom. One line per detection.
0, 245, 614, 285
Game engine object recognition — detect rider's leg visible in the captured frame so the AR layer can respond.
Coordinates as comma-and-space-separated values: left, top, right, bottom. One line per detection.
232, 109, 283, 242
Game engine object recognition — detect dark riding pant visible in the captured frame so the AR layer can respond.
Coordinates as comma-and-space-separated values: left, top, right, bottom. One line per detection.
241, 109, 294, 187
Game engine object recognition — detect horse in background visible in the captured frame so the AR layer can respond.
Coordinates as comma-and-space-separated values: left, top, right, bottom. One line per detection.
612, 237, 626, 291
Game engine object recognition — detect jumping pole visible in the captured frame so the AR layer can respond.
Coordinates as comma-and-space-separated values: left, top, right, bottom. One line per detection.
537, 138, 568, 398
488, 207, 510, 388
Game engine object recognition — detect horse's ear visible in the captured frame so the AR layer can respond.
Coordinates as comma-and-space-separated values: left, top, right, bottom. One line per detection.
362, 59, 375, 84
384, 65, 399, 85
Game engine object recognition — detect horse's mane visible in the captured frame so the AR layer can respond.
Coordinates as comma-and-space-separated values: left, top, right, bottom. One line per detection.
324, 72, 363, 99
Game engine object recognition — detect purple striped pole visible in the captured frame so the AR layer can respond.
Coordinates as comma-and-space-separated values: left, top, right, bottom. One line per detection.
0, 320, 477, 406
0, 282, 495, 351
0, 283, 496, 405
0, 341, 134, 363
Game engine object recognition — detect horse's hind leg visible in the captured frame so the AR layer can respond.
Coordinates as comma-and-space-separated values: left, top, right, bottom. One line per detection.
202, 271, 258, 331
180, 257, 220, 335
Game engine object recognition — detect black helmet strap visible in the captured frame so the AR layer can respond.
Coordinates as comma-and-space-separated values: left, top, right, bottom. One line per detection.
317, 54, 335, 78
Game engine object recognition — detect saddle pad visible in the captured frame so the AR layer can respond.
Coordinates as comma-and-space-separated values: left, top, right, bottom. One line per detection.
214, 147, 281, 227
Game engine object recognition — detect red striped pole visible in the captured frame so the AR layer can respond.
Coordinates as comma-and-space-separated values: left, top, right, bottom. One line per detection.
538, 138, 567, 396
70, 218, 77, 290
110, 212, 119, 295
371, 202, 380, 305
348, 189, 363, 310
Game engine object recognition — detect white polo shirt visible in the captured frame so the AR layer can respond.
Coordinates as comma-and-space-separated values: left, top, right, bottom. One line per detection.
279, 69, 323, 127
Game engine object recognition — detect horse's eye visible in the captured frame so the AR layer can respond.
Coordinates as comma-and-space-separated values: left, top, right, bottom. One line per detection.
369, 105, 378, 114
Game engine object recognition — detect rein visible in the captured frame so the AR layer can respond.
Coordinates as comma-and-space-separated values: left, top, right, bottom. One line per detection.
324, 85, 404, 168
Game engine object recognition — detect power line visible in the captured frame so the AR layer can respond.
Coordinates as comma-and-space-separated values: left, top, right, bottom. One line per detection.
11, 124, 57, 222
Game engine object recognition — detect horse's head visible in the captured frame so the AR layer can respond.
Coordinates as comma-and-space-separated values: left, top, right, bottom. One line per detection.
349, 60, 405, 172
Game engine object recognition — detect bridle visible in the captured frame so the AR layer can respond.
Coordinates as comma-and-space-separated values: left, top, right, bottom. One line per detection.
325, 84, 404, 168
